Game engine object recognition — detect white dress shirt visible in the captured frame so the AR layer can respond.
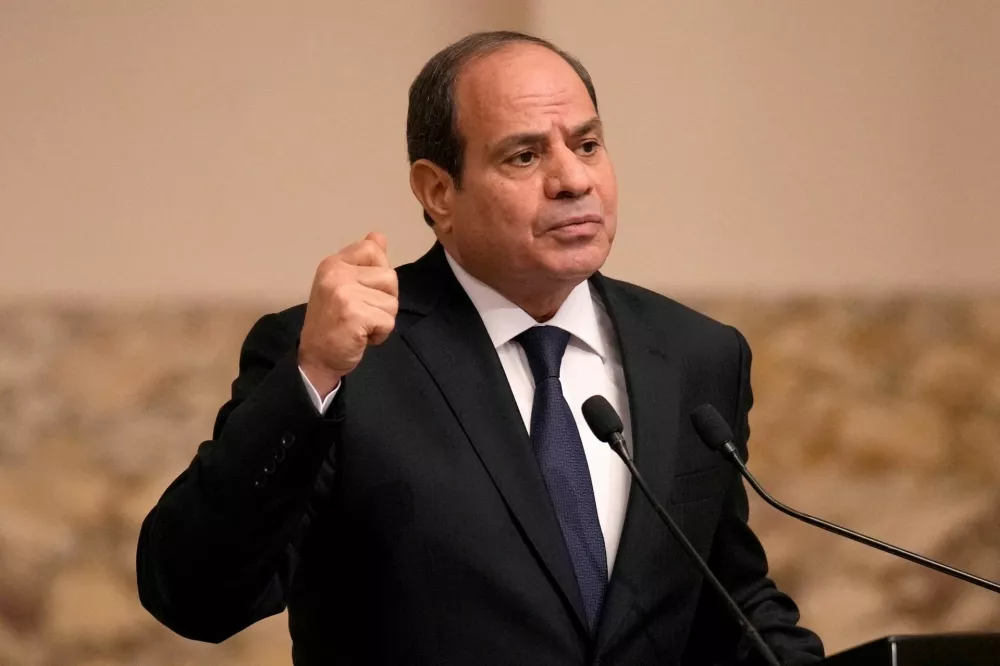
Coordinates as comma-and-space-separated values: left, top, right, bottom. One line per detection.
299, 251, 633, 574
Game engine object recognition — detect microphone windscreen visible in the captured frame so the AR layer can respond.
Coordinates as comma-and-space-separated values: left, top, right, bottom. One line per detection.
582, 395, 623, 443
690, 404, 734, 452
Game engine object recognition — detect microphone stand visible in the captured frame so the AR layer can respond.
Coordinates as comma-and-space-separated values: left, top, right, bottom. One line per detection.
715, 440, 1000, 595
608, 434, 783, 666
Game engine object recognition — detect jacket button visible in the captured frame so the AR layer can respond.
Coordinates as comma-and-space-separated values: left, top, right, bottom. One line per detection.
263, 459, 277, 475
280, 432, 296, 448
253, 474, 268, 489
273, 446, 286, 463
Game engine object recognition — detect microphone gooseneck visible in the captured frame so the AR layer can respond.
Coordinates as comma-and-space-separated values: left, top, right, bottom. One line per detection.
582, 396, 782, 666
690, 403, 1000, 596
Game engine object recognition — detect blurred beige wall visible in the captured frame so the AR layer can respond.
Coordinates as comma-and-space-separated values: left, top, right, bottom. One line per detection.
535, 0, 1000, 294
0, 0, 528, 301
1, 1, 997, 300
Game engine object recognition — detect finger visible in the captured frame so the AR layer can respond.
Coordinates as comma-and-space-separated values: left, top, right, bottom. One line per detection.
340, 238, 390, 268
364, 231, 388, 255
358, 285, 399, 317
362, 306, 396, 346
353, 266, 399, 297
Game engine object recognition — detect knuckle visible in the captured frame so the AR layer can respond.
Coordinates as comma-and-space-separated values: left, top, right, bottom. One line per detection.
351, 325, 369, 346
316, 255, 341, 275
316, 263, 346, 290
329, 282, 355, 304
338, 299, 359, 322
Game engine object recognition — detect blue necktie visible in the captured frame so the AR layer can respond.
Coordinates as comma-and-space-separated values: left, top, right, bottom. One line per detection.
516, 325, 608, 629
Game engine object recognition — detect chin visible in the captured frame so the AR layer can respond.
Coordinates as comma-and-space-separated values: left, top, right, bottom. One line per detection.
544, 241, 611, 281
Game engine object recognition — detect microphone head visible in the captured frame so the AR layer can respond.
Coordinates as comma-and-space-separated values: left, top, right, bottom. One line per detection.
582, 395, 623, 443
690, 404, 735, 453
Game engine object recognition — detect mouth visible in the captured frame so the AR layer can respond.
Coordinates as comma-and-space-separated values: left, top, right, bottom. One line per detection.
548, 214, 603, 231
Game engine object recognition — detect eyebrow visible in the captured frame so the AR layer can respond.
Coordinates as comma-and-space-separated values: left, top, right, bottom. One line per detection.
490, 117, 604, 158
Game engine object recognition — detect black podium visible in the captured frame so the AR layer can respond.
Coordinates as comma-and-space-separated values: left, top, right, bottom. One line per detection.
822, 633, 1000, 665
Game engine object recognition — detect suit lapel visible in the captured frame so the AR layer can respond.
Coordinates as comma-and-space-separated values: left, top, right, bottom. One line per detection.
590, 275, 684, 654
398, 245, 590, 635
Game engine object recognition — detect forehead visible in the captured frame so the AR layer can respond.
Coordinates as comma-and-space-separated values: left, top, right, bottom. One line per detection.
454, 43, 596, 140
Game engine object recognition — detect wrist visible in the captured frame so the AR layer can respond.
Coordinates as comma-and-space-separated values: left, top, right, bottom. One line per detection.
297, 356, 344, 397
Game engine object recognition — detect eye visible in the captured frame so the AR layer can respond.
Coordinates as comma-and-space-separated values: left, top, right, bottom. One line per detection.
578, 139, 602, 156
508, 150, 538, 166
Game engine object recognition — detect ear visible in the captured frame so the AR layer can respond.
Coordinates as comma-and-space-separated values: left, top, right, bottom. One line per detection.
409, 159, 456, 232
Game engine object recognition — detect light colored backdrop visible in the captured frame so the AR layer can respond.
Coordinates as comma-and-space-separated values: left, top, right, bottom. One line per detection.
535, 0, 1000, 294
2, 0, 997, 301
0, 0, 526, 301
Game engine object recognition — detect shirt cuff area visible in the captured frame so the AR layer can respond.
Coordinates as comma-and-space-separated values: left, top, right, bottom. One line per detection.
298, 366, 341, 415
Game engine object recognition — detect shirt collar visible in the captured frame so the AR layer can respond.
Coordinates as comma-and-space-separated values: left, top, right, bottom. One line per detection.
444, 250, 608, 362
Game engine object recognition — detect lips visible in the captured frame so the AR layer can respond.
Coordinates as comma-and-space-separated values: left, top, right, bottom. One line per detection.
547, 214, 603, 231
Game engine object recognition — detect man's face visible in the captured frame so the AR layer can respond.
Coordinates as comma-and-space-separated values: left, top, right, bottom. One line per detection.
437, 43, 618, 291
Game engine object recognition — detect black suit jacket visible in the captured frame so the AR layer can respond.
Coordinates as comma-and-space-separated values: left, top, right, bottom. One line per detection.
137, 244, 824, 665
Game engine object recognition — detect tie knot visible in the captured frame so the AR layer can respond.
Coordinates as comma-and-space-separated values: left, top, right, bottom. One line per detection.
516, 325, 571, 382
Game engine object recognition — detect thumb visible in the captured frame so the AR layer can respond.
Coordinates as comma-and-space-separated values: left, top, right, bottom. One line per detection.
365, 231, 388, 254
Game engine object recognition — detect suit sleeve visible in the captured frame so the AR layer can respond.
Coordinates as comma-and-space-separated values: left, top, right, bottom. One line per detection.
136, 311, 342, 643
689, 327, 825, 665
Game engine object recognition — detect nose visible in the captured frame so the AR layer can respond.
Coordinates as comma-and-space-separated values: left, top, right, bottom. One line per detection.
543, 145, 593, 200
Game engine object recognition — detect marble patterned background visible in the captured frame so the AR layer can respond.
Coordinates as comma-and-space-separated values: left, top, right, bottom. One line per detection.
1, 297, 999, 665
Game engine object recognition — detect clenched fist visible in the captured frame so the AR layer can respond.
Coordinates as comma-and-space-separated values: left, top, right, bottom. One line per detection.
298, 232, 399, 397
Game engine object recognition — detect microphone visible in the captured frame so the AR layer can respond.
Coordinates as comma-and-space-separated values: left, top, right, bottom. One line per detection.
582, 396, 781, 666
690, 403, 1000, 595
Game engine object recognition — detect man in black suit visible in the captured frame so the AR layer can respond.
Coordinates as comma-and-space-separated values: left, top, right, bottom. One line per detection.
137, 31, 824, 665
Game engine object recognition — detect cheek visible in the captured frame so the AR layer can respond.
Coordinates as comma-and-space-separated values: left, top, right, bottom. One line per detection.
597, 165, 619, 207
478, 180, 539, 235
599, 175, 618, 217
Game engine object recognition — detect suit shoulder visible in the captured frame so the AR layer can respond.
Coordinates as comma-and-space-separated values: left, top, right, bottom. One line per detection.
238, 303, 307, 358
272, 303, 308, 329
600, 276, 739, 343
246, 303, 307, 337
